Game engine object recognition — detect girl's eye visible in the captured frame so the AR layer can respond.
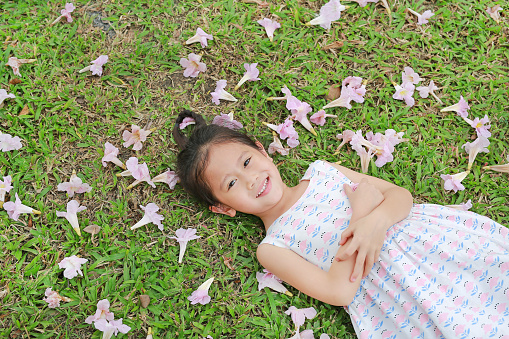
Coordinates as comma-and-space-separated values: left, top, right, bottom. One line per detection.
244, 157, 251, 167
228, 179, 236, 190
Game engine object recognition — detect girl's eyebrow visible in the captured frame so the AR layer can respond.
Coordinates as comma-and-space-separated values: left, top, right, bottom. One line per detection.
219, 151, 248, 190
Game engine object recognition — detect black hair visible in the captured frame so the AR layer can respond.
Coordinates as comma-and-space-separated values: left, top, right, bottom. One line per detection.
173, 110, 259, 207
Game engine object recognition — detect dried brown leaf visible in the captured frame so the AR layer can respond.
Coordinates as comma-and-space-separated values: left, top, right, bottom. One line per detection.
19, 105, 29, 116
323, 41, 344, 50
326, 84, 341, 101
83, 224, 101, 235
223, 256, 235, 270
9, 78, 22, 85
139, 294, 150, 308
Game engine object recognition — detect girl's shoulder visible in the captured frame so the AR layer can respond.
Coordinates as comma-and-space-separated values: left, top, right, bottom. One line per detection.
301, 160, 348, 181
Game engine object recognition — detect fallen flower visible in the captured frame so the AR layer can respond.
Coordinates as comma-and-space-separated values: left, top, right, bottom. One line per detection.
305, 0, 346, 29
335, 129, 356, 152
486, 5, 503, 23
130, 203, 164, 231
58, 255, 88, 279
268, 134, 290, 156
94, 318, 131, 339
0, 89, 16, 106
347, 0, 378, 7
0, 133, 23, 152
287, 330, 315, 339
462, 136, 490, 170
211, 80, 237, 105
180, 53, 206, 78
152, 169, 179, 189
266, 85, 292, 101
170, 228, 201, 263
285, 96, 317, 136
256, 269, 293, 296
416, 80, 442, 103
186, 27, 213, 48
285, 306, 317, 331
212, 112, 243, 130
392, 82, 415, 107
440, 95, 470, 118
57, 170, 92, 197
101, 142, 126, 169
56, 200, 86, 236
122, 125, 153, 151
257, 18, 281, 42
179, 117, 196, 129
85, 299, 115, 324
117, 157, 155, 189
401, 67, 423, 85
234, 63, 260, 90
51, 3, 76, 25
264, 119, 300, 148
0, 175, 13, 208
407, 8, 435, 25
324, 77, 366, 110
310, 109, 337, 126
5, 57, 36, 77
446, 199, 472, 211
188, 277, 214, 305
3, 193, 40, 221
440, 170, 470, 193
483, 155, 509, 173
79, 55, 109, 76
43, 287, 72, 308
467, 115, 491, 138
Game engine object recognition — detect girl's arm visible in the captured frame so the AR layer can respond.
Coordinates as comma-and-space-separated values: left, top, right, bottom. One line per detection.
257, 243, 361, 306
329, 162, 414, 282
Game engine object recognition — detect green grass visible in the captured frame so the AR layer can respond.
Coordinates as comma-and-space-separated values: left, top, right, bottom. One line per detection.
0, 0, 508, 338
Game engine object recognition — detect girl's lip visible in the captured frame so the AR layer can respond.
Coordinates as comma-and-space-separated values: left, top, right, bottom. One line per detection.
257, 177, 271, 198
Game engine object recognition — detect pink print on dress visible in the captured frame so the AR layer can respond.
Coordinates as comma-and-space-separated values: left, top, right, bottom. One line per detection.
306, 224, 316, 236
322, 231, 333, 244
316, 247, 324, 261
299, 240, 307, 254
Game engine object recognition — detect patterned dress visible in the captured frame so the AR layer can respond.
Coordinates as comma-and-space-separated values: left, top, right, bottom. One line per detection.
260, 160, 509, 338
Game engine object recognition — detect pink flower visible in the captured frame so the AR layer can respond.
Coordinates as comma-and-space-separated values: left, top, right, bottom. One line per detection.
85, 299, 115, 324
268, 135, 289, 156
94, 318, 131, 339
130, 203, 164, 231
212, 112, 243, 130
285, 306, 317, 329
401, 67, 423, 85
234, 63, 260, 90
101, 142, 125, 169
486, 5, 502, 23
392, 82, 415, 107
462, 136, 490, 170
119, 157, 155, 188
286, 96, 317, 136
43, 288, 71, 308
179, 117, 196, 129
152, 169, 179, 189
5, 57, 36, 77
170, 228, 201, 263
211, 80, 237, 105
256, 269, 292, 295
349, 0, 378, 7
323, 77, 366, 110
61, 3, 76, 23
305, 0, 346, 29
468, 115, 491, 138
287, 330, 315, 339
266, 85, 293, 101
265, 118, 300, 148
180, 53, 206, 78
416, 80, 442, 103
0, 175, 13, 207
335, 129, 356, 151
310, 110, 337, 126
0, 133, 23, 152
0, 89, 16, 106
186, 28, 213, 48
188, 277, 214, 305
122, 124, 153, 151
441, 170, 470, 193
79, 55, 108, 76
446, 199, 472, 211
483, 155, 509, 173
3, 193, 40, 221
58, 255, 88, 279
257, 18, 281, 42
441, 96, 470, 118
407, 8, 435, 25
57, 170, 92, 197
56, 200, 86, 236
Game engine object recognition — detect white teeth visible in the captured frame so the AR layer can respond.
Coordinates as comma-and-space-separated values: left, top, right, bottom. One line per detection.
257, 178, 268, 198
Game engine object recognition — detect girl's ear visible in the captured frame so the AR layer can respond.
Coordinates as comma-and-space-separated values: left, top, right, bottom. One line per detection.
209, 204, 236, 217
255, 140, 272, 160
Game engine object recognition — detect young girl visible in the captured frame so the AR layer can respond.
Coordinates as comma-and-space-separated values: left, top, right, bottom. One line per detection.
173, 110, 509, 338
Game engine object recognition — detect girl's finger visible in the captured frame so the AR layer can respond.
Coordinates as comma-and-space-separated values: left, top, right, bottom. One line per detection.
339, 228, 352, 244
351, 249, 367, 282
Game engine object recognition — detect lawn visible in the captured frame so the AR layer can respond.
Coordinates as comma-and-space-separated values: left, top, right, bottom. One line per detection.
0, 0, 508, 338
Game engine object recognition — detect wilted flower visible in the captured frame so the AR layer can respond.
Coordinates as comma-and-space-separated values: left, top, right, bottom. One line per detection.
257, 18, 281, 42
462, 136, 490, 170
130, 203, 164, 231
56, 200, 86, 236
5, 57, 36, 77
416, 80, 442, 103
285, 306, 317, 331
211, 80, 237, 105
266, 85, 293, 101
264, 119, 299, 148
188, 277, 214, 305
186, 28, 213, 48
170, 228, 201, 263
287, 330, 315, 339
392, 82, 415, 107
122, 125, 153, 151
285, 95, 317, 136
94, 318, 131, 339
58, 255, 88, 279
305, 0, 346, 29
118, 157, 155, 189
323, 77, 366, 110
51, 3, 76, 25
179, 117, 196, 129
483, 155, 509, 173
335, 129, 356, 152
486, 5, 503, 23
256, 269, 292, 296
212, 112, 243, 130
441, 96, 469, 118
441, 171, 470, 193
407, 8, 435, 25
152, 170, 179, 189
401, 67, 423, 85
86, 299, 115, 324
57, 170, 92, 197
446, 199, 472, 211
310, 110, 337, 126
79, 55, 109, 76
0, 175, 13, 208
235, 63, 260, 90
349, 0, 378, 7
467, 115, 491, 138
180, 53, 207, 78
268, 134, 290, 156
3, 193, 41, 221
43, 288, 71, 308
0, 133, 23, 152
101, 142, 125, 169
0, 89, 16, 106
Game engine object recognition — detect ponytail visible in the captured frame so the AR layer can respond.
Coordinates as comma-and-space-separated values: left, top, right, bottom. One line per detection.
172, 109, 207, 150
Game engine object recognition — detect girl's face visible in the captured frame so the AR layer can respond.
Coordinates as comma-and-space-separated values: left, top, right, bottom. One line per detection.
204, 142, 287, 218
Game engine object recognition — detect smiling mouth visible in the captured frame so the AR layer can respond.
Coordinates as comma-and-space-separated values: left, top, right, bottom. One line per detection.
256, 178, 269, 198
